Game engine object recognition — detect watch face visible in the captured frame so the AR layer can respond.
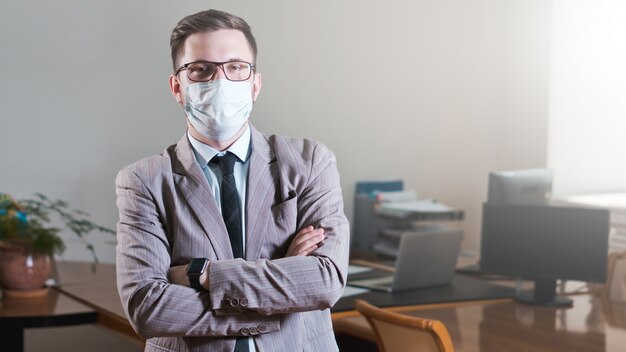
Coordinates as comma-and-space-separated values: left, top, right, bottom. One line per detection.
187, 258, 208, 274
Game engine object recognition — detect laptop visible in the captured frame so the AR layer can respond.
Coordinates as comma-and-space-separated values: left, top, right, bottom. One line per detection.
348, 229, 463, 292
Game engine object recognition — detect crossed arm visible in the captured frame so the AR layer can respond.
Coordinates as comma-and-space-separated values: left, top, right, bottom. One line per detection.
168, 225, 327, 289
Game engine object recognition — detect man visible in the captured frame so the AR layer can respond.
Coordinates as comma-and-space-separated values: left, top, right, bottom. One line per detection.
115, 9, 349, 352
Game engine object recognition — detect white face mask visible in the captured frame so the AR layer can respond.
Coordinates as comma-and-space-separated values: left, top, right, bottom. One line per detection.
184, 79, 253, 141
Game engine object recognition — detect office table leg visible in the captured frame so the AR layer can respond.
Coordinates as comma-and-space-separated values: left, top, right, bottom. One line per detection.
7, 326, 24, 352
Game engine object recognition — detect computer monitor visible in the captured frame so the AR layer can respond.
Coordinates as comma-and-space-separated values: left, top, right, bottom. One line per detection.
488, 168, 553, 205
481, 203, 609, 306
458, 168, 553, 275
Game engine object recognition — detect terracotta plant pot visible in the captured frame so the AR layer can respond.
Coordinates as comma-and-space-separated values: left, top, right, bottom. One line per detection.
0, 246, 51, 293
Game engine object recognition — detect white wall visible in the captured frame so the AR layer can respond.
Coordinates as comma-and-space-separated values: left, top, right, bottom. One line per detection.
0, 0, 551, 262
548, 0, 626, 197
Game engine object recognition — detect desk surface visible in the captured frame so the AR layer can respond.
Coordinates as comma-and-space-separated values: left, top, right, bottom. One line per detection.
335, 293, 626, 352
0, 288, 97, 351
54, 261, 514, 316
54, 260, 517, 342
54, 261, 136, 338
335, 273, 515, 312
0, 288, 96, 328
55, 261, 626, 351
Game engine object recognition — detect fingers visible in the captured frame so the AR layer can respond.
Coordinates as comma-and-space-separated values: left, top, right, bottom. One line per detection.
297, 241, 325, 256
292, 226, 324, 246
293, 228, 325, 255
286, 226, 326, 257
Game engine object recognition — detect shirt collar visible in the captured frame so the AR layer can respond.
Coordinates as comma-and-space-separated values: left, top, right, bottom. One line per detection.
187, 124, 251, 169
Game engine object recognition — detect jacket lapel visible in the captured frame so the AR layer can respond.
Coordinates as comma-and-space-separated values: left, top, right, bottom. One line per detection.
171, 134, 233, 259
245, 126, 278, 261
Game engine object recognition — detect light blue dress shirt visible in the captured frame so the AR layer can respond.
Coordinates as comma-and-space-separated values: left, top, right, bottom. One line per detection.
188, 125, 251, 249
187, 124, 256, 352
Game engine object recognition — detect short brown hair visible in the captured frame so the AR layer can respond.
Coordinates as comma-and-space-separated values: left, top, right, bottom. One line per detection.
170, 9, 258, 72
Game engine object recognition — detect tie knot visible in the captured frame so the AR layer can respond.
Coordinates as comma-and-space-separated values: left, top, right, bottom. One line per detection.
211, 152, 238, 176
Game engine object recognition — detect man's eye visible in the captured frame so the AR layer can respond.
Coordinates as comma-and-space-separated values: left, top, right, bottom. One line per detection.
186, 63, 217, 80
190, 65, 210, 73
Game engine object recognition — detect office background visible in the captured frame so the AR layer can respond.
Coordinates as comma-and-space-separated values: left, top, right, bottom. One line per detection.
1, 0, 624, 265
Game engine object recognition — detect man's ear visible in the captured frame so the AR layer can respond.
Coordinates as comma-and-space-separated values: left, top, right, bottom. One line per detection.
169, 74, 183, 104
252, 72, 262, 102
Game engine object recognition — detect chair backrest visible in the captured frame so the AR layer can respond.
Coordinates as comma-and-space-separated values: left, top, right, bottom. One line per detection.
354, 299, 455, 352
605, 250, 626, 302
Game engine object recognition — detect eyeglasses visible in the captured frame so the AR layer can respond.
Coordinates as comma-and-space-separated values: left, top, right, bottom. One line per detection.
174, 60, 255, 82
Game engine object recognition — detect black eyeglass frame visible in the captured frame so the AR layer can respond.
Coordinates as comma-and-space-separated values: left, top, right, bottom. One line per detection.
174, 60, 256, 82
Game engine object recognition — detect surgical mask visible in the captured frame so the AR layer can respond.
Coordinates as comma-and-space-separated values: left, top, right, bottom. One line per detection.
184, 79, 253, 141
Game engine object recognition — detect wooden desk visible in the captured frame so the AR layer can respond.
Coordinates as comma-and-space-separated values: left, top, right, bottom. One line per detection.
59, 261, 624, 351
0, 289, 97, 351
52, 261, 513, 342
336, 273, 515, 312
334, 294, 626, 351
54, 261, 139, 340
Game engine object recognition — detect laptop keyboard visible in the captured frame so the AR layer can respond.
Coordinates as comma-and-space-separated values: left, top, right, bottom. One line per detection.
352, 276, 393, 287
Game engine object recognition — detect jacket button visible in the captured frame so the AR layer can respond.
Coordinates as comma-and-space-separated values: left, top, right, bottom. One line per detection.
249, 327, 259, 335
257, 324, 267, 333
240, 298, 248, 307
240, 328, 250, 336
221, 298, 231, 306
230, 298, 239, 307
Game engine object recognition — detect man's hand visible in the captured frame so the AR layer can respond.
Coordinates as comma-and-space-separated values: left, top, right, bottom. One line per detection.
286, 225, 326, 257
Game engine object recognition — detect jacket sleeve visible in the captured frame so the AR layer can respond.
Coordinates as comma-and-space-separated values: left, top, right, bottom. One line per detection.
207, 142, 350, 316
115, 168, 280, 339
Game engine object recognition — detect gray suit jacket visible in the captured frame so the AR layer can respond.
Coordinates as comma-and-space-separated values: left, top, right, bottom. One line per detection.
115, 126, 349, 352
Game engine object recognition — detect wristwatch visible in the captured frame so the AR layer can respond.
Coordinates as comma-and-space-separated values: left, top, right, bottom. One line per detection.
186, 258, 209, 290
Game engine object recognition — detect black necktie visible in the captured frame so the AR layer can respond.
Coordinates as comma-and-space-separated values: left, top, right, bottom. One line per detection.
212, 153, 244, 258
211, 153, 248, 352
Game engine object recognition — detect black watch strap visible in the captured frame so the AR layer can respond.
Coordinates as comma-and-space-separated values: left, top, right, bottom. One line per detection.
186, 258, 209, 290
188, 273, 202, 290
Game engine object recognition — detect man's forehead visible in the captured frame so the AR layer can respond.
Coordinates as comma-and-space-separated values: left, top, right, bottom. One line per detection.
183, 30, 253, 61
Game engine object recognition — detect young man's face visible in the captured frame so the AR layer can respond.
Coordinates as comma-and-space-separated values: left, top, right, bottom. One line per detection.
169, 29, 262, 105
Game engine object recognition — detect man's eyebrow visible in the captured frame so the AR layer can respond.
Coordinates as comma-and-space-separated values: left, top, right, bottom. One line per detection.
191, 57, 251, 64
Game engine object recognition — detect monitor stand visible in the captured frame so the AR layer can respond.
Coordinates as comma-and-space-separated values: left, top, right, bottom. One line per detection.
456, 262, 481, 275
515, 278, 573, 307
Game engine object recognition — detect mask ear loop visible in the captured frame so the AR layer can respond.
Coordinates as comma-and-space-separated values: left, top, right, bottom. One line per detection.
250, 69, 258, 103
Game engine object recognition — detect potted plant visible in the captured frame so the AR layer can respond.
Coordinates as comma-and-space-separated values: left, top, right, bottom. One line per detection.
0, 193, 115, 297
